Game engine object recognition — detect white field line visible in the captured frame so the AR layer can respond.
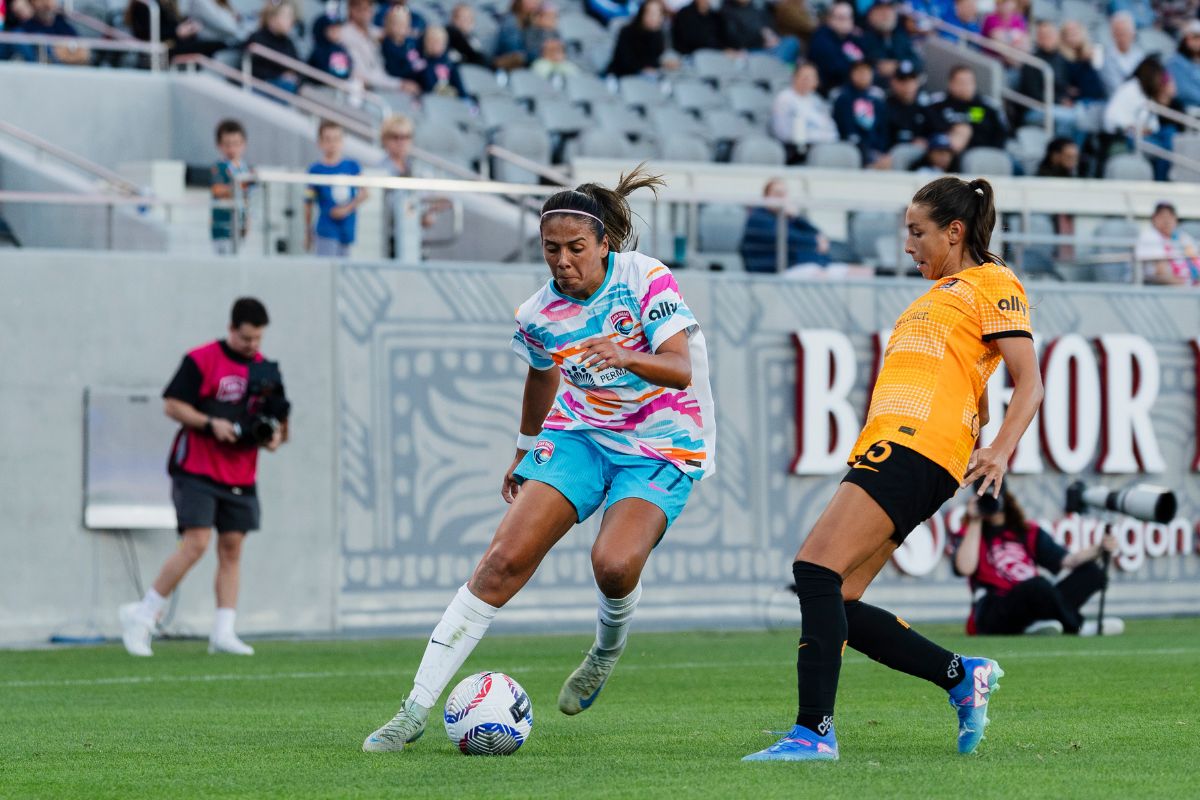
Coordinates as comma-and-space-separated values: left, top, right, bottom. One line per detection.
2, 646, 1198, 691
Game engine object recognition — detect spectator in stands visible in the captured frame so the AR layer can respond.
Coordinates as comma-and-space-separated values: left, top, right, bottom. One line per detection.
1036, 136, 1081, 177
342, 0, 411, 91
531, 36, 580, 80
721, 0, 801, 64
187, 0, 255, 50
772, 0, 817, 45
18, 0, 88, 65
1104, 56, 1178, 180
374, 0, 425, 35
309, 12, 353, 81
3, 0, 35, 61
1099, 12, 1145, 96
1136, 201, 1200, 284
126, 0, 225, 59
381, 5, 425, 90
672, 0, 730, 56
740, 178, 830, 272
378, 114, 452, 257
1059, 20, 1108, 105
305, 119, 367, 257
885, 59, 929, 147
447, 4, 491, 67
909, 130, 962, 173
833, 60, 892, 167
807, 2, 864, 92
860, 0, 920, 84
940, 0, 982, 39
522, 1, 561, 65
606, 0, 677, 77
494, 0, 537, 70
1015, 20, 1070, 129
1166, 20, 1200, 108
246, 1, 300, 94
1145, 0, 1195, 36
417, 26, 467, 96
926, 64, 1008, 149
585, 0, 637, 25
771, 61, 838, 164
981, 0, 1028, 53
210, 119, 253, 256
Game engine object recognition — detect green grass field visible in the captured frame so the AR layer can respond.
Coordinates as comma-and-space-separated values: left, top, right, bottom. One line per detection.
2, 618, 1198, 799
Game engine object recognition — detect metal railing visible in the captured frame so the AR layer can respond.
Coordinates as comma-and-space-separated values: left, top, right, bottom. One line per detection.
128, 0, 164, 71
484, 145, 572, 186
1134, 101, 1200, 177
0, 120, 145, 195
0, 31, 166, 67
241, 44, 394, 125
914, 11, 1055, 139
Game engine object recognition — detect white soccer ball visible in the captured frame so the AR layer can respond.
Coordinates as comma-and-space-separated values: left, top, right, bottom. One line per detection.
443, 672, 534, 756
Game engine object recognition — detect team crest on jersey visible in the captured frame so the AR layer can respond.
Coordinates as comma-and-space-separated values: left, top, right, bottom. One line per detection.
216, 375, 247, 403
609, 309, 635, 336
533, 439, 555, 464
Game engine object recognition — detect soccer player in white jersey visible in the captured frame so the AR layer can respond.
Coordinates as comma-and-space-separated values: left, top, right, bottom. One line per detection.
363, 166, 717, 751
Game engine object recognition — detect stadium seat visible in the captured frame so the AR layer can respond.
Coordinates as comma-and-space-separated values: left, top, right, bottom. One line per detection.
420, 94, 480, 134
1086, 217, 1140, 282
889, 141, 926, 171
557, 12, 608, 46
619, 76, 666, 111
1005, 212, 1061, 280
1029, 0, 1060, 22
509, 69, 558, 107
477, 95, 529, 131
572, 128, 635, 159
536, 97, 588, 135
1015, 126, 1049, 160
691, 49, 742, 86
745, 52, 792, 87
849, 211, 901, 268
672, 79, 724, 114
697, 203, 747, 254
1060, 0, 1103, 29
1104, 153, 1154, 181
727, 83, 773, 123
658, 133, 712, 162
962, 147, 1014, 176
806, 141, 862, 169
596, 104, 650, 141
1137, 28, 1177, 57
414, 120, 475, 171
491, 122, 551, 183
460, 63, 506, 98
564, 73, 612, 112
649, 107, 709, 142
731, 135, 786, 166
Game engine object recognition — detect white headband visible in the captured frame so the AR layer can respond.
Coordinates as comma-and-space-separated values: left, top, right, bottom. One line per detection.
541, 209, 604, 227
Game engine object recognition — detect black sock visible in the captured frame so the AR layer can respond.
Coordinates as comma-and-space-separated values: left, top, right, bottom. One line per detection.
844, 600, 963, 691
792, 560, 846, 734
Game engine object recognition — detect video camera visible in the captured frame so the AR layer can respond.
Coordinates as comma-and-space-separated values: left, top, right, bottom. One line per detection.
1064, 481, 1177, 524
234, 360, 291, 447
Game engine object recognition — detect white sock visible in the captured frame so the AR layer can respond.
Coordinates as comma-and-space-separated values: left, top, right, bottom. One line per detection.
138, 588, 167, 620
212, 608, 236, 640
594, 582, 641, 657
409, 585, 498, 709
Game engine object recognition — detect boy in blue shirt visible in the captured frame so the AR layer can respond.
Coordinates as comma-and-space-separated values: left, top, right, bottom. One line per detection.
211, 119, 253, 255
305, 120, 368, 257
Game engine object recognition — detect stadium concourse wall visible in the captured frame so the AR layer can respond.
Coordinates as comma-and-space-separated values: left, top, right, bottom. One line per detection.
0, 251, 1198, 646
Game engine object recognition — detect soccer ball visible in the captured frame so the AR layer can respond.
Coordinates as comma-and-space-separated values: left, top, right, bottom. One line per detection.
443, 672, 533, 755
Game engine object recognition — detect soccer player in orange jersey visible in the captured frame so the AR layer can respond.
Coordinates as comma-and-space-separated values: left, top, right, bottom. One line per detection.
745, 176, 1044, 762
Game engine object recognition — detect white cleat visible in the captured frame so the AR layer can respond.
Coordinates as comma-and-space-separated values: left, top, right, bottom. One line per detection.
208, 633, 255, 655
363, 699, 429, 752
118, 602, 154, 657
1080, 616, 1125, 637
558, 645, 623, 716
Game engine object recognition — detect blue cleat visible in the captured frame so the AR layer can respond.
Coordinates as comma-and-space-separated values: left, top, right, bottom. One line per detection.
742, 724, 839, 762
948, 656, 1004, 755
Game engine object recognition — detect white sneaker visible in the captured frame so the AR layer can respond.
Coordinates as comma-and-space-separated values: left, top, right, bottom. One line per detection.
208, 633, 255, 655
363, 698, 429, 752
1080, 617, 1125, 637
558, 645, 623, 716
118, 602, 154, 657
1023, 620, 1064, 636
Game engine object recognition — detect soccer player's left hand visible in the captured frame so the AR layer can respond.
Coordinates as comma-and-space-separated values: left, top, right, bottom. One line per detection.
963, 446, 1008, 498
579, 338, 633, 371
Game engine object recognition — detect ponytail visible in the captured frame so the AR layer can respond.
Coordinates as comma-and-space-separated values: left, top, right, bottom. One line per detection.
540, 163, 665, 252
911, 175, 1004, 267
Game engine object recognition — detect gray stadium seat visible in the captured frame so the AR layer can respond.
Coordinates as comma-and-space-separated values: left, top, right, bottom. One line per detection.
697, 203, 746, 254
1137, 27, 1176, 57
491, 123, 551, 183
672, 79, 724, 113
745, 52, 792, 86
703, 108, 754, 141
806, 141, 862, 169
727, 83, 773, 122
1005, 212, 1060, 279
649, 107, 709, 141
1086, 217, 1140, 282
564, 73, 612, 111
508, 69, 558, 106
619, 76, 665, 111
572, 128, 635, 159
691, 49, 742, 86
596, 104, 649, 141
420, 94, 480, 133
477, 95, 530, 131
849, 211, 901, 269
1104, 153, 1154, 181
889, 141, 926, 171
658, 133, 711, 162
731, 135, 786, 166
460, 63, 505, 98
413, 120, 475, 170
1060, 0, 1103, 29
557, 12, 608, 45
536, 97, 588, 135
961, 146, 1014, 176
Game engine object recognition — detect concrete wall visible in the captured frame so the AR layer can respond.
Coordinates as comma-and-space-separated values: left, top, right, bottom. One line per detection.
1, 250, 1197, 646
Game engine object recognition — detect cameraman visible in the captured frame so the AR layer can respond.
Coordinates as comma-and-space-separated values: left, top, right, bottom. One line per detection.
952, 485, 1121, 636
118, 297, 290, 657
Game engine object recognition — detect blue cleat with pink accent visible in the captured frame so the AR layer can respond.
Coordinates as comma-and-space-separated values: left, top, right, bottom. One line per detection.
948, 656, 1004, 754
742, 723, 839, 762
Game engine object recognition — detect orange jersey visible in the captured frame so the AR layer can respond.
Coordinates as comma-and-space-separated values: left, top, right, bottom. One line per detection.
850, 263, 1033, 482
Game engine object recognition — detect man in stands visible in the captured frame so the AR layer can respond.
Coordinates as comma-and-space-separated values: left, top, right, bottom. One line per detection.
860, 0, 920, 85
19, 0, 88, 64
119, 298, 289, 657
885, 59, 928, 148
672, 0, 729, 56
1100, 12, 1145, 96
807, 1, 863, 93
925, 64, 1007, 149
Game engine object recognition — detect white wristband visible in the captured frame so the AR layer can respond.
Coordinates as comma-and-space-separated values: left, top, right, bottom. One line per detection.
516, 432, 539, 451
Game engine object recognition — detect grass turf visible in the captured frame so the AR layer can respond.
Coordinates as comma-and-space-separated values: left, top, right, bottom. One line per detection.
1, 618, 1197, 799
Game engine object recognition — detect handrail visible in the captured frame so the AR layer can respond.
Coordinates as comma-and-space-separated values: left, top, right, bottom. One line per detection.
913, 11, 1054, 140
0, 119, 146, 196
1134, 101, 1200, 177
408, 149, 485, 181
242, 43, 393, 123
129, 0, 163, 71
485, 145, 571, 185
64, 9, 137, 40
0, 30, 165, 54
254, 169, 564, 196
173, 54, 378, 141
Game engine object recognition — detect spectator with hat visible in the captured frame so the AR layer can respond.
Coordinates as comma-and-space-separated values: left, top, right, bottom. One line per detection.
909, 131, 961, 174
860, 0, 920, 84
885, 59, 929, 147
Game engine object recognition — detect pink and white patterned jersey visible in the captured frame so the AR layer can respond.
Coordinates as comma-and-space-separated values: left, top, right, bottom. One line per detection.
511, 251, 717, 480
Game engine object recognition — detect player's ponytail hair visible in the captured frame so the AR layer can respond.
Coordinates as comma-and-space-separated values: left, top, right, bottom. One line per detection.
540, 163, 665, 252
911, 176, 1005, 267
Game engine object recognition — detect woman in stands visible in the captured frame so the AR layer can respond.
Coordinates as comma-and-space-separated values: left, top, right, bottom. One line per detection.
245, 0, 301, 93
606, 0, 676, 78
362, 166, 717, 752
1104, 56, 1180, 181
744, 176, 1043, 762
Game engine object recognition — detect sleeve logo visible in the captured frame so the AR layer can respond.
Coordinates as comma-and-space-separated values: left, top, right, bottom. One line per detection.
997, 295, 1027, 314
647, 301, 679, 321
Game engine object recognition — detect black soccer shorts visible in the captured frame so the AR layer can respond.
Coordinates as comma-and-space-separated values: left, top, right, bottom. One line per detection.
840, 441, 958, 544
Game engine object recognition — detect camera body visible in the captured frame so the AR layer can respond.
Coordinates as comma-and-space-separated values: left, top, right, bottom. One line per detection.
233, 359, 291, 447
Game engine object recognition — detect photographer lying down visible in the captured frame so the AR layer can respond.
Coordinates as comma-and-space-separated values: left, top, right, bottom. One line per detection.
952, 485, 1122, 636
119, 298, 290, 657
